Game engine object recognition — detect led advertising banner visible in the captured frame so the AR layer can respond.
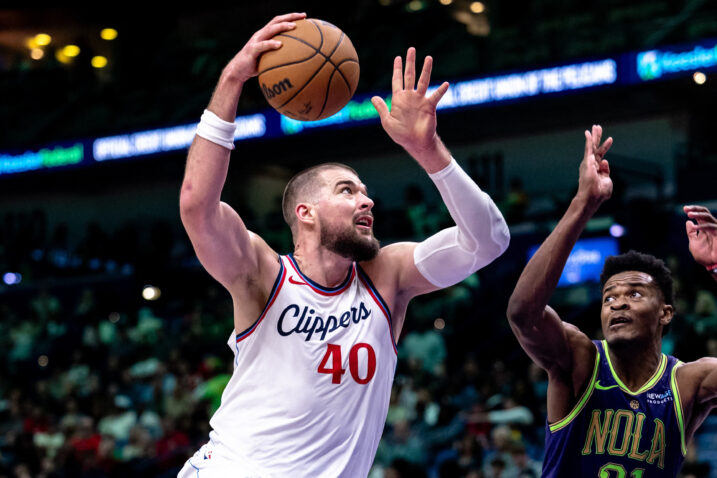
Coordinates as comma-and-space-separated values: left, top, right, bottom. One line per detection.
1, 37, 713, 177
632, 39, 717, 82
0, 143, 86, 175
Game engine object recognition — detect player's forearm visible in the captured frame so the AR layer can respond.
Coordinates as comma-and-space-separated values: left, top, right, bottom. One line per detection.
206, 66, 248, 121
180, 73, 245, 223
507, 195, 595, 322
413, 157, 509, 288
431, 157, 510, 262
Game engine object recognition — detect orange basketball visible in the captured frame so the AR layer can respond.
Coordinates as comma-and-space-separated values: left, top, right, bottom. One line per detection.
257, 18, 359, 121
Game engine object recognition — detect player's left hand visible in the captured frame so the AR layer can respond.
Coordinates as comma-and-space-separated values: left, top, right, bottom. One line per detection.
371, 47, 449, 161
685, 205, 717, 267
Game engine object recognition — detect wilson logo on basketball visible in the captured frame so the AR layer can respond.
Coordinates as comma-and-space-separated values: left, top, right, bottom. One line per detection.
261, 78, 294, 99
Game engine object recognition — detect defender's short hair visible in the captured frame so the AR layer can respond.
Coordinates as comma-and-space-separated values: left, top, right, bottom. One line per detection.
599, 250, 674, 305
600, 250, 675, 336
282, 162, 358, 233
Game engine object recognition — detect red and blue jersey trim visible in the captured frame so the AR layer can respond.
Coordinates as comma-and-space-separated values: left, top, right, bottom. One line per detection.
236, 256, 286, 343
357, 264, 397, 355
286, 253, 355, 296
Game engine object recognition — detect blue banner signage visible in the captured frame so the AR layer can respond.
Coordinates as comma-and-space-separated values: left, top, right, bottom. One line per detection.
635, 40, 717, 81
527, 237, 619, 287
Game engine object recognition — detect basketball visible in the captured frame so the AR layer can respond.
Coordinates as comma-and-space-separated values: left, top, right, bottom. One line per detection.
257, 18, 360, 121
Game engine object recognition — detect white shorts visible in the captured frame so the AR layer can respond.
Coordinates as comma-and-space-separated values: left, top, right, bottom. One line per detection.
177, 440, 269, 478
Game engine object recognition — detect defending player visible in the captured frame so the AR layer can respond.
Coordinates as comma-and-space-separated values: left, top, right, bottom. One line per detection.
177, 13, 510, 477
506, 124, 717, 477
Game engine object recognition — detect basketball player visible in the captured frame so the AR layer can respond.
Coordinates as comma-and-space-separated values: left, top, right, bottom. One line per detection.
177, 13, 510, 477
506, 124, 717, 477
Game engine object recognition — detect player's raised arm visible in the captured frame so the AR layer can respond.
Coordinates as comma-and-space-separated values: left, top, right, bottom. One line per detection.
506, 126, 613, 374
370, 48, 510, 298
672, 206, 717, 441
179, 13, 305, 289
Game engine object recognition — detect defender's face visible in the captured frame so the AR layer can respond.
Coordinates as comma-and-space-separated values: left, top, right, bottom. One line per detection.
315, 168, 379, 261
600, 271, 672, 346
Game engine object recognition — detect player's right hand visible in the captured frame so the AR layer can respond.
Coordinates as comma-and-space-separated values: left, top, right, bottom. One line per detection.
228, 13, 306, 83
576, 124, 613, 210
684, 205, 717, 268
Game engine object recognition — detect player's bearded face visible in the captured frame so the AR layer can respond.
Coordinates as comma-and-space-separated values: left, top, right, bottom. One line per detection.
320, 217, 379, 262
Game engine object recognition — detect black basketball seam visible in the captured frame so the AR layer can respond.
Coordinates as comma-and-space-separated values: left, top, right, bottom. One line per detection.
325, 33, 352, 92
276, 24, 344, 111
259, 19, 325, 76
274, 25, 355, 72
257, 50, 319, 76
268, 20, 357, 117
303, 28, 355, 115
317, 67, 340, 119
333, 58, 360, 96
276, 60, 329, 111
309, 18, 325, 51
316, 57, 359, 118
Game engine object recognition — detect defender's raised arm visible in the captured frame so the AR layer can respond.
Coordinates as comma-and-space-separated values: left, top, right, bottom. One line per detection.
506, 126, 612, 386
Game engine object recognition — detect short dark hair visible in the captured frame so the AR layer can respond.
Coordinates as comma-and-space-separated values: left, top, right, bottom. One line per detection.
600, 250, 674, 305
281, 162, 358, 234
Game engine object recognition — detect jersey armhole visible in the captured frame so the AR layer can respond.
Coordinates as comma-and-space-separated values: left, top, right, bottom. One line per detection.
356, 264, 397, 355
548, 342, 601, 433
234, 254, 286, 344
670, 360, 687, 456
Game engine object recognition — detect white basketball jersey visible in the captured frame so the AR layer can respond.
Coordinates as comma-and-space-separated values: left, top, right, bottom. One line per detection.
208, 254, 398, 477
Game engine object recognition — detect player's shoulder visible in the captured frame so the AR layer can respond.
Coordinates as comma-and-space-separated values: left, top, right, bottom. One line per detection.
561, 320, 594, 349
676, 356, 717, 380
360, 242, 416, 270
228, 232, 281, 290
377, 241, 417, 256
673, 357, 717, 410
562, 322, 597, 369
359, 242, 425, 298
248, 231, 280, 262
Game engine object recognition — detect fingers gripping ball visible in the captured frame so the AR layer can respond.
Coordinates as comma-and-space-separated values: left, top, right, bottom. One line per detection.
257, 19, 359, 121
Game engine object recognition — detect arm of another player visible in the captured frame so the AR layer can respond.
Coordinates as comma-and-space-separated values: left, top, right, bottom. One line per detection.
370, 48, 510, 298
674, 206, 717, 439
180, 13, 305, 290
685, 205, 717, 283
506, 127, 612, 383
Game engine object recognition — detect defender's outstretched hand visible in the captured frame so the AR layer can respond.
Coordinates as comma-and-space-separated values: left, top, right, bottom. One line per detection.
227, 13, 306, 82
576, 125, 613, 210
371, 47, 450, 169
685, 205, 717, 270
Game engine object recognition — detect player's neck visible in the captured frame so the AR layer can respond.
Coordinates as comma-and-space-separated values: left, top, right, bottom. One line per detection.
606, 339, 663, 391
292, 245, 353, 288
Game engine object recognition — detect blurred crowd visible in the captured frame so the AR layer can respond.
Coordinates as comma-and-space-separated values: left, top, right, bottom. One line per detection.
1, 194, 717, 478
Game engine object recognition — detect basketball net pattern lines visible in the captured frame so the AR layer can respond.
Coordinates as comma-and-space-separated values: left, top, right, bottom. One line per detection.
257, 19, 360, 121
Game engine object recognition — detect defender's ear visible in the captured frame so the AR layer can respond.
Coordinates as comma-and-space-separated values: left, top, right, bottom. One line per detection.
659, 304, 674, 327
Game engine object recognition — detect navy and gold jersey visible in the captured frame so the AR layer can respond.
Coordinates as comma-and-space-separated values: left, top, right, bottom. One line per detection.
543, 340, 686, 478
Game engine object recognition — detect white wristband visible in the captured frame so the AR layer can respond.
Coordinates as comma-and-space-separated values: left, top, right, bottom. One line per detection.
195, 109, 237, 150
